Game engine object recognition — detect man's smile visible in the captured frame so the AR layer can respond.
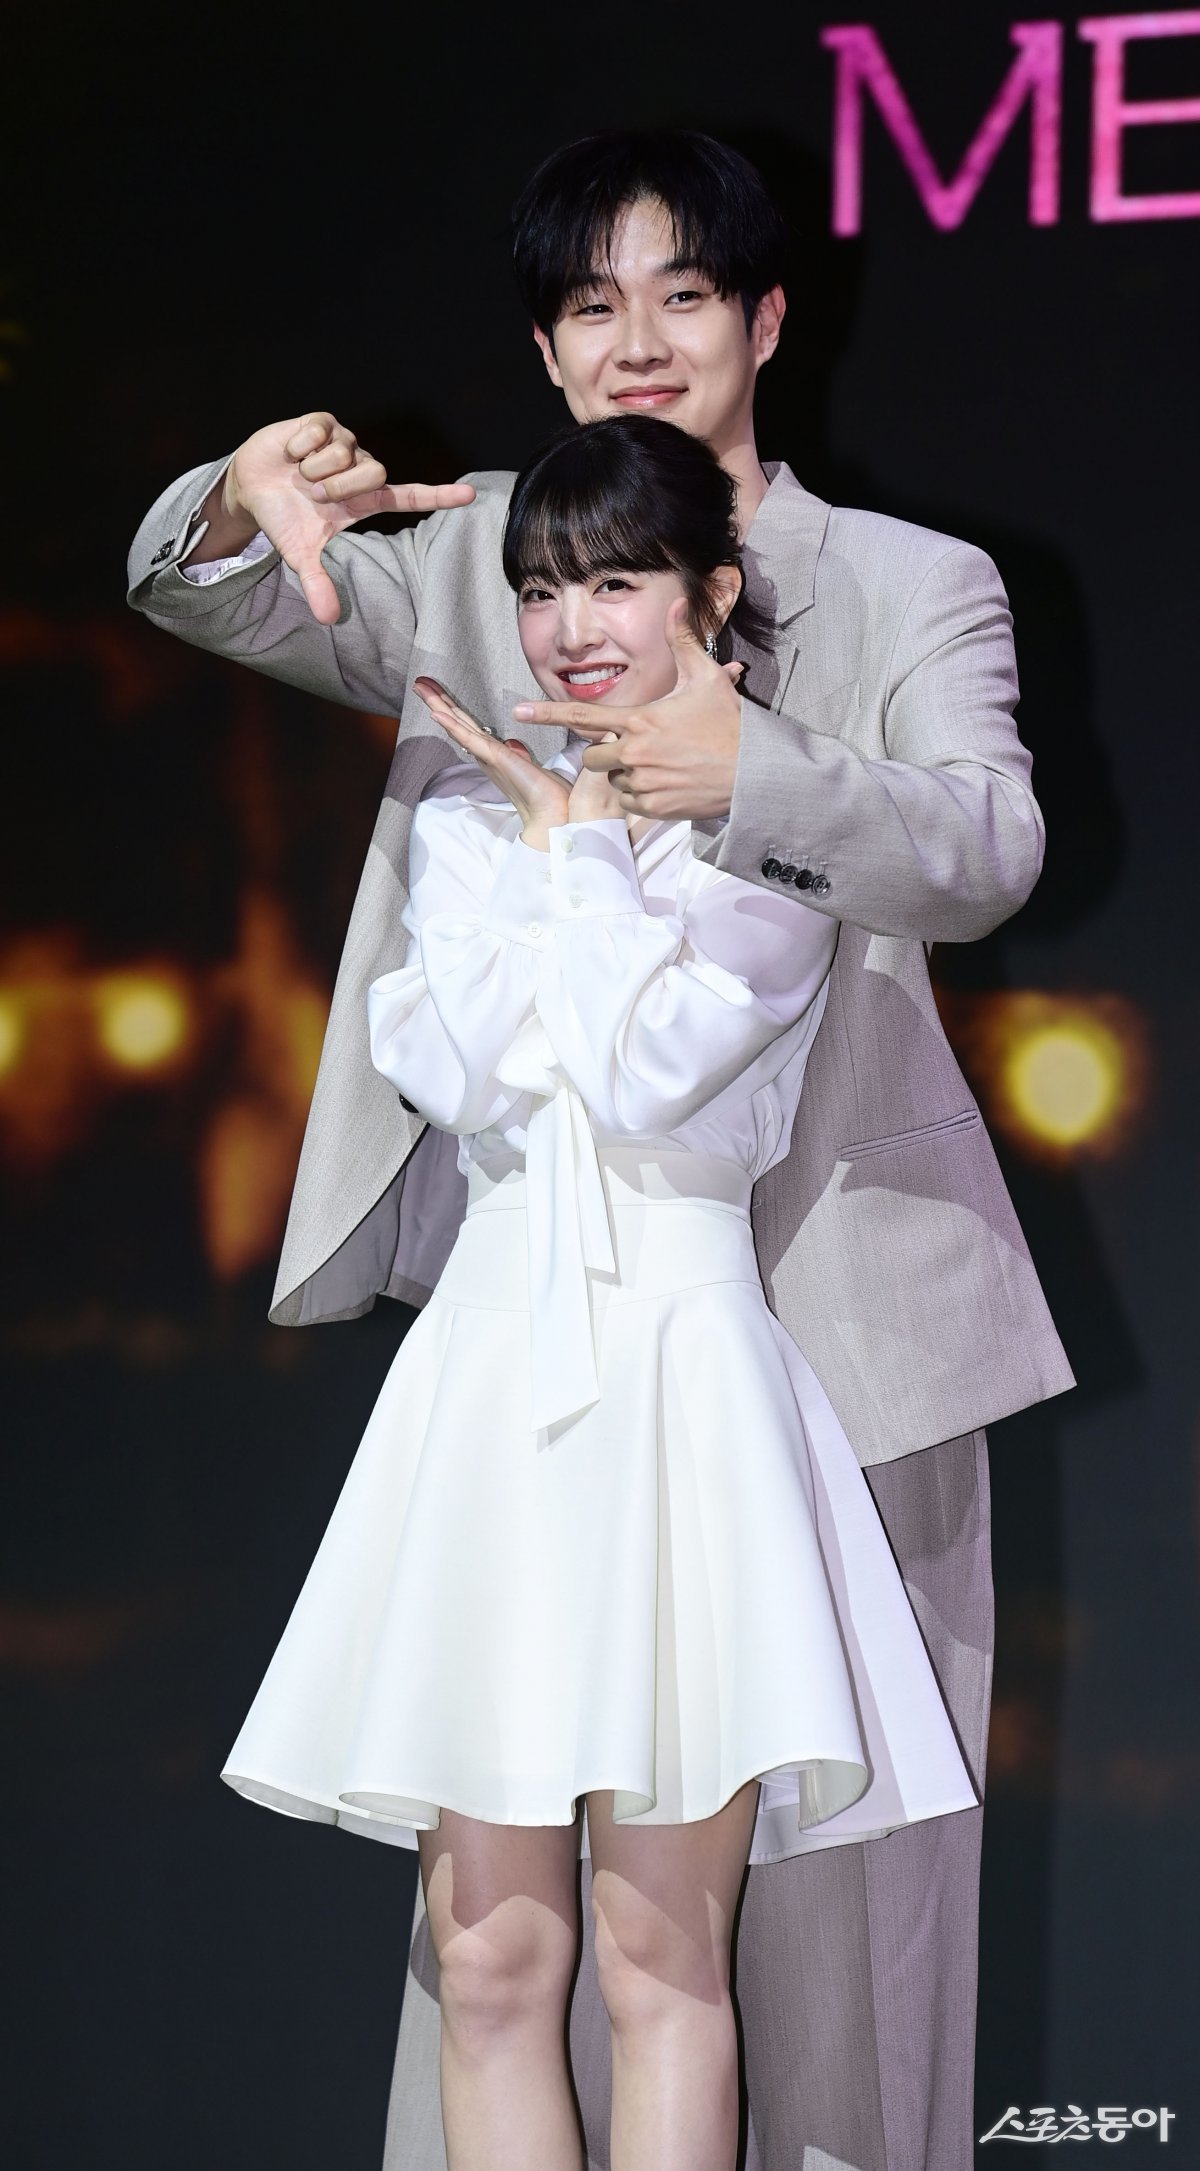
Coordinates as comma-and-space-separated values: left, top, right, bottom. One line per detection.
608, 385, 687, 409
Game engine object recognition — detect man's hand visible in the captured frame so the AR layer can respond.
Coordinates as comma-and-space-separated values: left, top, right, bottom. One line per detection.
512, 601, 746, 821
566, 733, 625, 825
195, 413, 476, 626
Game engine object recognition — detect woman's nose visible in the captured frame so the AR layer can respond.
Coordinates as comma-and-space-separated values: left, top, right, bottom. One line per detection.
556, 593, 604, 655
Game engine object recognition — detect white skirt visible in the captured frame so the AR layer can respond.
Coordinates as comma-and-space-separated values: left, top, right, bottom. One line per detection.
221, 1151, 979, 1867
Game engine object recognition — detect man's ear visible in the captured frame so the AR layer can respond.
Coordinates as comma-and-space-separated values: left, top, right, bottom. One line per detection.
752, 284, 786, 374
532, 321, 564, 390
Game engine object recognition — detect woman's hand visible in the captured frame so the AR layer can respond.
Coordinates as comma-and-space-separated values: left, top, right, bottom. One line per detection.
567, 732, 626, 826
413, 678, 571, 848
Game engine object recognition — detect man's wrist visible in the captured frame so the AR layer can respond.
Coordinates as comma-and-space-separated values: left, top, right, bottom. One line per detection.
184, 459, 261, 565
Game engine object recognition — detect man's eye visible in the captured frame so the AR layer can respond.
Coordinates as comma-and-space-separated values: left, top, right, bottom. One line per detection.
575, 300, 611, 318
666, 288, 707, 305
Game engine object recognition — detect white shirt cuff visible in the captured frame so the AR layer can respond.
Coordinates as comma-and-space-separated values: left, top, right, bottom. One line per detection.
482, 821, 645, 943
178, 526, 274, 584
547, 818, 644, 917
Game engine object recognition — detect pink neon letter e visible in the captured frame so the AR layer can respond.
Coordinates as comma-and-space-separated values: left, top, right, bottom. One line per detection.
1079, 12, 1200, 221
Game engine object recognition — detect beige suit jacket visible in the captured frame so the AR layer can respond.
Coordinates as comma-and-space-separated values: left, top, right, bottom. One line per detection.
126, 455, 1074, 1464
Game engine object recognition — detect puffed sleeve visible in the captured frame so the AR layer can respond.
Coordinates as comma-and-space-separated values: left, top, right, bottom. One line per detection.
530, 818, 839, 1134
366, 790, 552, 1133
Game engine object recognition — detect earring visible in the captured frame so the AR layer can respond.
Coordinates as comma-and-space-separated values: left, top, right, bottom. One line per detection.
704, 631, 718, 659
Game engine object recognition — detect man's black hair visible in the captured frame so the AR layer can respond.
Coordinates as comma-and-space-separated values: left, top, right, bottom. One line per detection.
502, 412, 773, 655
511, 129, 788, 338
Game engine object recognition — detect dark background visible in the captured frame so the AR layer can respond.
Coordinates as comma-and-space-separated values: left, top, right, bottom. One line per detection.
3, 3, 1198, 2164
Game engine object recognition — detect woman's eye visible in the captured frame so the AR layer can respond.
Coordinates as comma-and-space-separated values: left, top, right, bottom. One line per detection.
596, 577, 633, 594
519, 586, 553, 605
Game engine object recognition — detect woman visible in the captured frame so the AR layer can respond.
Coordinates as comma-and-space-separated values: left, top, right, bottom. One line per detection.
221, 415, 977, 2171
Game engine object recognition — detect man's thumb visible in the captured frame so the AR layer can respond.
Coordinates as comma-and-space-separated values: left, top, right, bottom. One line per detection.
665, 597, 704, 673
293, 553, 342, 627
666, 596, 699, 641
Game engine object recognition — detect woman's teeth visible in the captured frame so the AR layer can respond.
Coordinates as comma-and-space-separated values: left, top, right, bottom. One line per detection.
562, 666, 625, 684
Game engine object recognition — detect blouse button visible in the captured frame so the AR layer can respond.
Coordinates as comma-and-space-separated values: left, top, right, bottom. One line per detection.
562, 837, 575, 855
569, 895, 585, 911
526, 921, 543, 938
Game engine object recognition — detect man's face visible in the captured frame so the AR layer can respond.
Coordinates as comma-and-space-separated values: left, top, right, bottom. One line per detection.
533, 197, 784, 458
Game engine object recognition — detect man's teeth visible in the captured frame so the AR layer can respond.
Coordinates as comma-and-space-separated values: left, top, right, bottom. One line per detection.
563, 667, 625, 684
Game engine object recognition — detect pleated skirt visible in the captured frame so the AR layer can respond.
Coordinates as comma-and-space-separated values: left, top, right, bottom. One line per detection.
221, 1153, 979, 1866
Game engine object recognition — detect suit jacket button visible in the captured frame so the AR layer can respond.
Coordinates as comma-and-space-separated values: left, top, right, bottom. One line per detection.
778, 864, 797, 883
761, 857, 781, 879
794, 868, 813, 890
810, 873, 832, 898
150, 538, 174, 566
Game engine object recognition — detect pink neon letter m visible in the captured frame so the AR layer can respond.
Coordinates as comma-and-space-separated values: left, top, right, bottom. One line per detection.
821, 22, 1064, 234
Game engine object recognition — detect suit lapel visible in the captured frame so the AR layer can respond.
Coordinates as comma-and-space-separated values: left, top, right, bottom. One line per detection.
734, 461, 832, 710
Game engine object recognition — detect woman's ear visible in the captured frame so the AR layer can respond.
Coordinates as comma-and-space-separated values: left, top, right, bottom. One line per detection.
706, 563, 744, 633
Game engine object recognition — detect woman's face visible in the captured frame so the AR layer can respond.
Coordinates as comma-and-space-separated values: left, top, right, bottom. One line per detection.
516, 567, 692, 708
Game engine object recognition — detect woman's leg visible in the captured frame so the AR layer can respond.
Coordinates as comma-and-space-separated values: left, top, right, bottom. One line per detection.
418, 1808, 585, 2171
585, 1780, 760, 2171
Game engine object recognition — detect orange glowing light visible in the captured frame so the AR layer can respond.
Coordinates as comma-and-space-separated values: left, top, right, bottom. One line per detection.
1004, 1016, 1123, 1147
936, 991, 1148, 1162
0, 995, 24, 1076
94, 974, 190, 1071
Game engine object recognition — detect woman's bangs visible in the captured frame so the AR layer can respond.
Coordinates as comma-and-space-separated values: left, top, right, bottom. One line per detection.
505, 481, 675, 594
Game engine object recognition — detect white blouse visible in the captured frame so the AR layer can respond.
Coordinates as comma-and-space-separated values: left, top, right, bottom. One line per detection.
367, 742, 839, 1429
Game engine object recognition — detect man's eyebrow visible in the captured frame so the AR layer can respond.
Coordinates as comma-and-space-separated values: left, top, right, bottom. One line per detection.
568, 266, 619, 297
657, 255, 709, 280
567, 255, 710, 298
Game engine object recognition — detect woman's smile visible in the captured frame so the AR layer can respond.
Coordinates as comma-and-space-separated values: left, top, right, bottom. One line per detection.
556, 663, 629, 699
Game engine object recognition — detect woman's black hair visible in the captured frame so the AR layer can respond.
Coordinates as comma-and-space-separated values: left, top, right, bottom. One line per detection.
502, 413, 774, 657
511, 129, 788, 338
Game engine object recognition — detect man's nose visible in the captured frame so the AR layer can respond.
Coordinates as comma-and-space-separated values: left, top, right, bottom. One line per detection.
611, 299, 670, 369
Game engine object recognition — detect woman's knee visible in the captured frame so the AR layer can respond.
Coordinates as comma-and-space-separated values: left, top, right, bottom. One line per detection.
590, 1878, 732, 2035
435, 1905, 577, 2045
420, 1811, 581, 2043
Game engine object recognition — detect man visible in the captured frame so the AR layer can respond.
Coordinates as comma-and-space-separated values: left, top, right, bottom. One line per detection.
127, 131, 1072, 2171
